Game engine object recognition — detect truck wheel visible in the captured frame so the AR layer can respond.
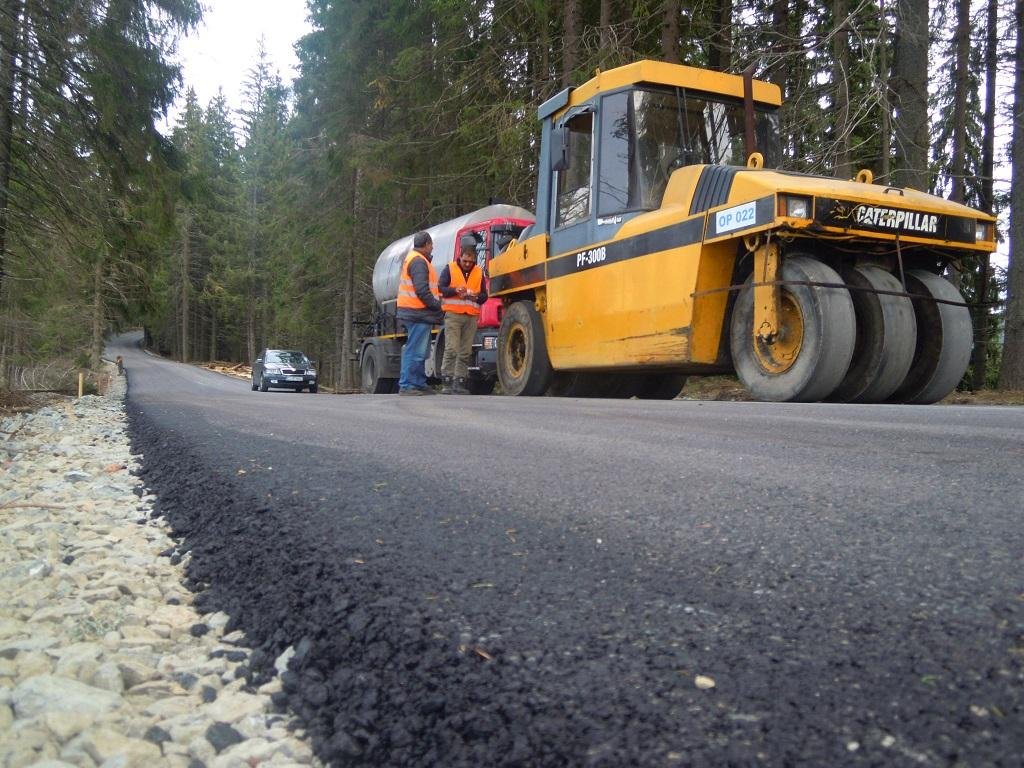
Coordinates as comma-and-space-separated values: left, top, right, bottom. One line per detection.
361, 345, 396, 394
830, 266, 916, 403
498, 300, 553, 396
889, 270, 972, 404
730, 255, 855, 402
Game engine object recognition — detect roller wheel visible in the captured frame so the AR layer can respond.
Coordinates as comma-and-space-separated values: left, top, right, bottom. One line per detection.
498, 300, 553, 396
259, 374, 268, 392
730, 255, 856, 402
830, 266, 916, 403
889, 270, 972, 404
361, 345, 396, 394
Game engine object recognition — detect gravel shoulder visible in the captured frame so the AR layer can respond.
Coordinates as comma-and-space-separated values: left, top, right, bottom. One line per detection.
0, 364, 319, 768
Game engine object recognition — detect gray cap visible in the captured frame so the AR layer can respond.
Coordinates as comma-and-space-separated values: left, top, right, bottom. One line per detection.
459, 234, 478, 251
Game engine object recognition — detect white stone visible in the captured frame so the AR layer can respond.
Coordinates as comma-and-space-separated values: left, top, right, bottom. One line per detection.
43, 709, 96, 743
76, 726, 161, 765
90, 662, 124, 693
13, 675, 125, 718
203, 690, 266, 724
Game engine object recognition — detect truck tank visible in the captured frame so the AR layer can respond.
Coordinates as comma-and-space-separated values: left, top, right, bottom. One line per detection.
372, 204, 535, 305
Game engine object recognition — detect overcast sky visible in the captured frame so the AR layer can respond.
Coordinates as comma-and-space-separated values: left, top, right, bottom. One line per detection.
165, 0, 312, 130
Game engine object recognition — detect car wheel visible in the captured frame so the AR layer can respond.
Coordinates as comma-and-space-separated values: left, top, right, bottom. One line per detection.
309, 384, 318, 393
259, 374, 269, 392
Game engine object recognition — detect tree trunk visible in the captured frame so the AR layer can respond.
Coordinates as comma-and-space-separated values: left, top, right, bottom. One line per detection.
210, 298, 217, 362
661, 0, 680, 63
561, 0, 580, 88
999, 0, 1024, 389
971, 0, 998, 390
707, 0, 733, 72
340, 166, 359, 390
892, 0, 930, 191
832, 0, 852, 179
0, 0, 23, 293
91, 251, 105, 368
600, 0, 613, 51
949, 0, 970, 204
180, 211, 190, 363
878, 0, 892, 182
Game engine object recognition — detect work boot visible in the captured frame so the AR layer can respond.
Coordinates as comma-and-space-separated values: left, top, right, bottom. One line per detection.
441, 376, 453, 394
453, 377, 470, 395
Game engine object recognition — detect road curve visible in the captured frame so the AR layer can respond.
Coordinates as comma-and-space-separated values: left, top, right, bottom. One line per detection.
111, 332, 1024, 767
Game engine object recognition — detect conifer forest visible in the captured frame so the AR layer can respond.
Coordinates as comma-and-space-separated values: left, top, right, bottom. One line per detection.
1, 0, 1022, 394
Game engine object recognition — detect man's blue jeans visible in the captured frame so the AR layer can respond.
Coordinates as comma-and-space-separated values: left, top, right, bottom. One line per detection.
399, 321, 432, 391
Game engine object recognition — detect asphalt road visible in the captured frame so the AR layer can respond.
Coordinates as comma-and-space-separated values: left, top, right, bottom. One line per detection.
111, 333, 1024, 767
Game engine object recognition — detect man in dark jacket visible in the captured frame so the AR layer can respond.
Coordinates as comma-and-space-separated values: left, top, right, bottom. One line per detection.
396, 231, 444, 395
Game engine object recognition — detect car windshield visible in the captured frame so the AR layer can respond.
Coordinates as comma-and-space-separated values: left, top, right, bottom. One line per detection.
266, 351, 310, 366
597, 86, 780, 214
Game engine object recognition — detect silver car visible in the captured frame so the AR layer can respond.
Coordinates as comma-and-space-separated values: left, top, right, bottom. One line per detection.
251, 349, 318, 393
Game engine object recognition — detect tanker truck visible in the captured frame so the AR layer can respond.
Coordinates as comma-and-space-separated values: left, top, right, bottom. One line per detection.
488, 60, 997, 403
358, 204, 534, 394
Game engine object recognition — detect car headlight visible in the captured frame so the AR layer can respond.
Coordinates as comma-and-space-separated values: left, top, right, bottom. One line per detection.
975, 221, 993, 242
778, 194, 812, 219
307, 369, 316, 377
264, 364, 283, 373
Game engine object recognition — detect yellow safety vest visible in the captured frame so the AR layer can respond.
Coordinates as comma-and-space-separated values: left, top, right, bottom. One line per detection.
397, 251, 439, 310
442, 263, 483, 316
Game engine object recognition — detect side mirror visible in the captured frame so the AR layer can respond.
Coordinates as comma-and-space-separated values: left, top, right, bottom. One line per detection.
255, 358, 262, 364
550, 125, 570, 172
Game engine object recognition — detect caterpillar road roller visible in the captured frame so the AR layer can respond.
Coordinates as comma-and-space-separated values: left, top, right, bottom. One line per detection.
359, 205, 534, 394
487, 60, 997, 403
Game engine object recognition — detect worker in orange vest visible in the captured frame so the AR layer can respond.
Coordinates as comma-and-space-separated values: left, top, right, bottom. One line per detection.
438, 234, 488, 394
396, 231, 443, 395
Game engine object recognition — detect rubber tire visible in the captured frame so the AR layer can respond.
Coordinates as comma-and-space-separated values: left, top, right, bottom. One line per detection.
259, 374, 268, 392
498, 300, 553, 396
467, 377, 496, 395
730, 255, 856, 402
251, 378, 258, 391
830, 266, 917, 403
361, 345, 396, 394
889, 270, 972, 404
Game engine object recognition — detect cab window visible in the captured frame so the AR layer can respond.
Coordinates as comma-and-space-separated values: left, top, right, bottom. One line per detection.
555, 112, 593, 228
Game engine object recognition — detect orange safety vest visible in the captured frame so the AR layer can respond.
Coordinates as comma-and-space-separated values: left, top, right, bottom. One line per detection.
442, 263, 484, 316
397, 251, 439, 310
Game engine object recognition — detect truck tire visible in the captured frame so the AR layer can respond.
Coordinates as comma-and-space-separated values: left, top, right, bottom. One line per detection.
888, 270, 972, 404
730, 255, 855, 402
498, 300, 553, 396
830, 265, 916, 403
361, 345, 397, 394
